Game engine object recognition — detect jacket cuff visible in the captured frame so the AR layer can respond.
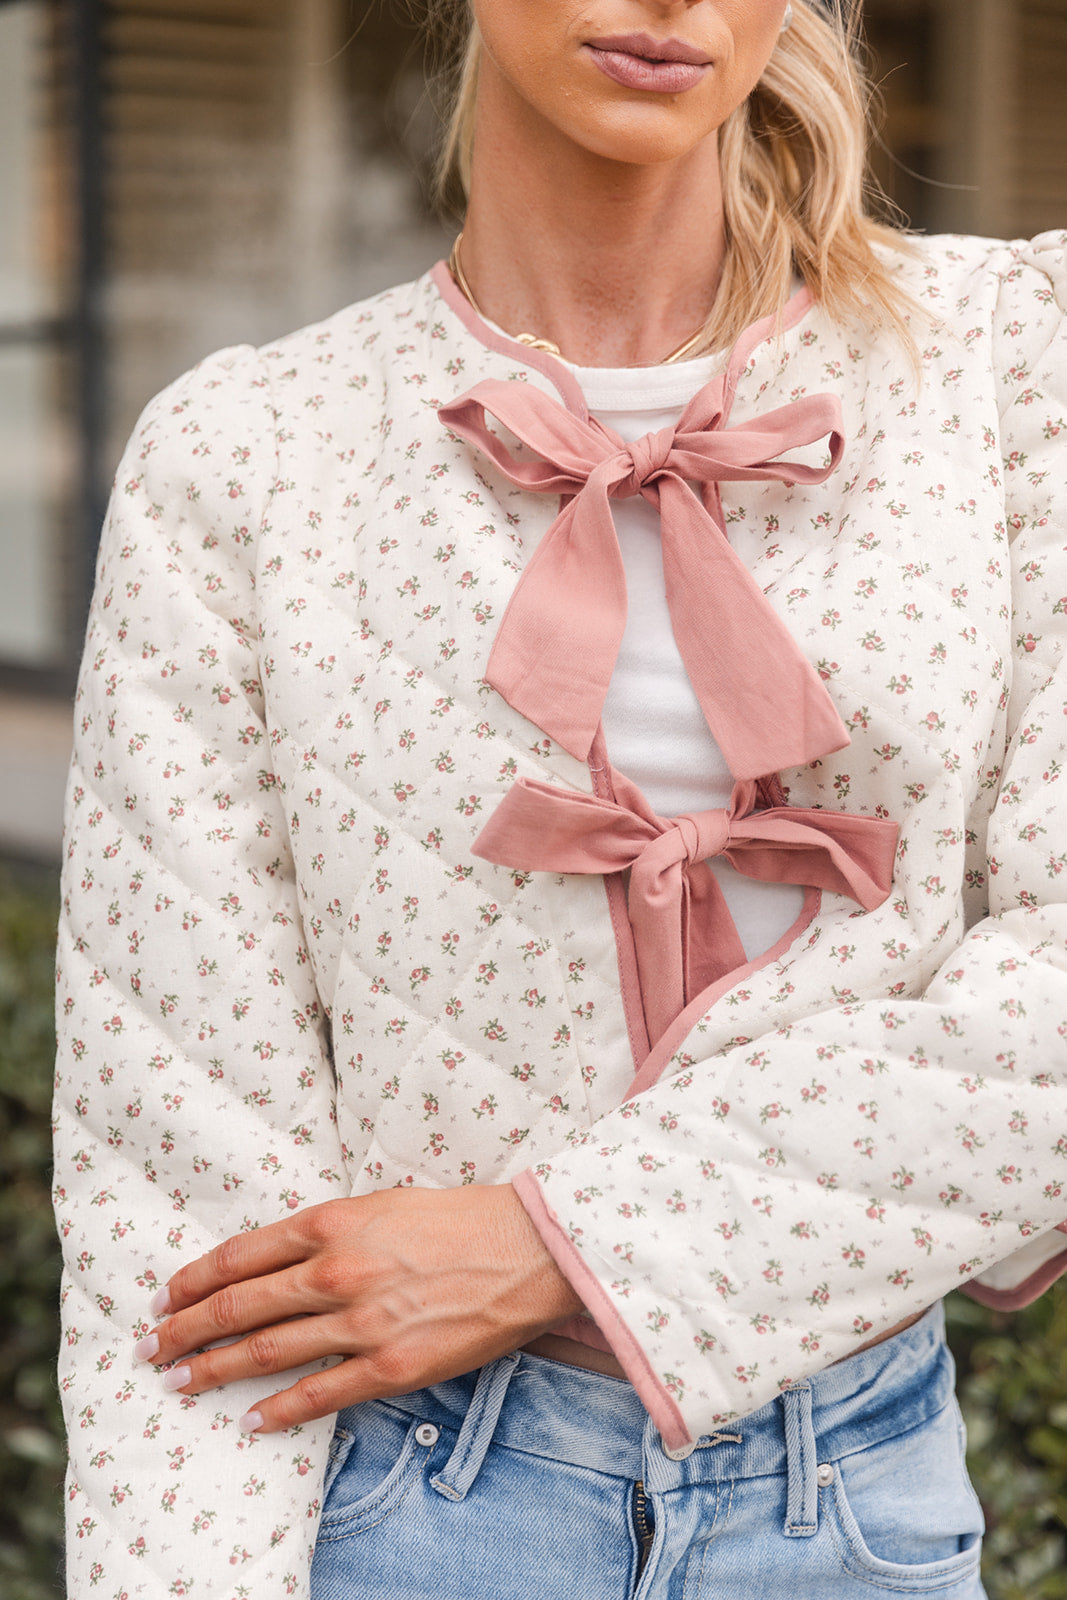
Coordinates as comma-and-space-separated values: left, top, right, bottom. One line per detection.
961, 1228, 1067, 1311
511, 1170, 692, 1451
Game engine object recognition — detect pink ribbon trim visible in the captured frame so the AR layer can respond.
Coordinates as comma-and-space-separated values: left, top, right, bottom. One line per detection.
439, 375, 850, 779
473, 771, 898, 1047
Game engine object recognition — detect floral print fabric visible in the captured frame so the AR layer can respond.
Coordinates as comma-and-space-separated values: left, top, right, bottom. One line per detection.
54, 231, 1067, 1597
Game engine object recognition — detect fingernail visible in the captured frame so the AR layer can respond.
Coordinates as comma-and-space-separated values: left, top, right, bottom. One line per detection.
239, 1410, 263, 1434
163, 1365, 191, 1392
150, 1286, 172, 1317
134, 1333, 160, 1362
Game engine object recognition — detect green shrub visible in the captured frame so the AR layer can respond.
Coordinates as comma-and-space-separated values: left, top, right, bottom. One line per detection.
0, 862, 1063, 1598
0, 864, 63, 1600
947, 1289, 1067, 1598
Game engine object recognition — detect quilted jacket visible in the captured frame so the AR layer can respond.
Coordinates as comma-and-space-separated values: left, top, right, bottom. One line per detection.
54, 230, 1067, 1598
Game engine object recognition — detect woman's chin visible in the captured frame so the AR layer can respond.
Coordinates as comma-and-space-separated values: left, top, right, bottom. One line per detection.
558, 107, 721, 171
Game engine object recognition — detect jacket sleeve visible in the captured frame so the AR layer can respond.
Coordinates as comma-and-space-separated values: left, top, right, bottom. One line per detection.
53, 348, 345, 1598
512, 232, 1067, 1450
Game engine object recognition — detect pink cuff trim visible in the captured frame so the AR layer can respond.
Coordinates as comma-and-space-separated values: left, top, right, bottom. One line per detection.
512, 1170, 692, 1451
961, 1241, 1067, 1310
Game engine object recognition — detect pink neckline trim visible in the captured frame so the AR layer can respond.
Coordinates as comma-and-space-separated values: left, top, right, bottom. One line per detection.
433, 255, 823, 1079
432, 260, 590, 418
627, 886, 821, 1099
430, 257, 815, 419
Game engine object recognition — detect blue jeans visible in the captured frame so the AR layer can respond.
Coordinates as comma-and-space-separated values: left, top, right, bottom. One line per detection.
310, 1303, 986, 1598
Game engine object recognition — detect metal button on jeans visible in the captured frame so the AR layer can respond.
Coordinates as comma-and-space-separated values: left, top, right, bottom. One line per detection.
816, 1463, 834, 1487
664, 1442, 694, 1461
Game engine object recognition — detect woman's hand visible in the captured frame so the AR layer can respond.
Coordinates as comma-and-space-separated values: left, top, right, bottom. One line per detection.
133, 1184, 584, 1433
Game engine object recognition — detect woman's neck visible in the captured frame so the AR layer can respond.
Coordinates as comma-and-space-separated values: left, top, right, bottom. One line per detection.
459, 64, 727, 369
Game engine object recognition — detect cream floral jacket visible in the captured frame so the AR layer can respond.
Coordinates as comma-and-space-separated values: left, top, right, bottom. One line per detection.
54, 232, 1067, 1599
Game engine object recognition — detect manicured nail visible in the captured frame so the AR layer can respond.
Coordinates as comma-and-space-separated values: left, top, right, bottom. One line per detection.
239, 1410, 263, 1434
150, 1286, 172, 1317
163, 1365, 191, 1392
134, 1333, 159, 1362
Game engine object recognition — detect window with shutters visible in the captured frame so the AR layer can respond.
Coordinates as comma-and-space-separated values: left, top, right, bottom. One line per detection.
101, 0, 447, 472
0, 0, 72, 673
865, 0, 1067, 239
1009, 0, 1067, 235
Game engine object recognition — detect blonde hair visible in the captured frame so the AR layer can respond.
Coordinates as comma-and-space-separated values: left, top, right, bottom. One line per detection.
433, 1, 917, 355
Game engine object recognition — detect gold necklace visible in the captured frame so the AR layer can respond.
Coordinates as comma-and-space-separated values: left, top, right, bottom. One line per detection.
448, 232, 711, 367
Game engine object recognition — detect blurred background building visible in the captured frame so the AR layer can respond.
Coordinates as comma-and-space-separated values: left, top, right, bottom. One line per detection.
2, 0, 1066, 861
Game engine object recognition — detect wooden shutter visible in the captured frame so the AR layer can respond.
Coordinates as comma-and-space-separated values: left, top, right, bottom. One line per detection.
103, 0, 292, 278
1008, 0, 1067, 234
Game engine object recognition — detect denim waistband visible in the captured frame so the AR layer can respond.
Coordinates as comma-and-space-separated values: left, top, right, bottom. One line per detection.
376, 1303, 951, 1493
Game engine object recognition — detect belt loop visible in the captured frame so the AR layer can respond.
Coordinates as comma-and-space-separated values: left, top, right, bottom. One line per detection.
430, 1352, 520, 1503
782, 1383, 818, 1537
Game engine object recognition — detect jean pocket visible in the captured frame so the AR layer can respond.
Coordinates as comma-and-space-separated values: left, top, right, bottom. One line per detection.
316, 1403, 432, 1541
823, 1400, 985, 1592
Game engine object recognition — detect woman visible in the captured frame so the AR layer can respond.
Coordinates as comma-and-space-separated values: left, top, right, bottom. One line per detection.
54, 2, 1066, 1596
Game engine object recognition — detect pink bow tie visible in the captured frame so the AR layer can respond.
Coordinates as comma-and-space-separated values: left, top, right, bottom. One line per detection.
439, 374, 849, 779
473, 770, 899, 1046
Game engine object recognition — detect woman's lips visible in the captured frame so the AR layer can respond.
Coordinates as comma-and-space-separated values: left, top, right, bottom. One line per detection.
585, 34, 711, 94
